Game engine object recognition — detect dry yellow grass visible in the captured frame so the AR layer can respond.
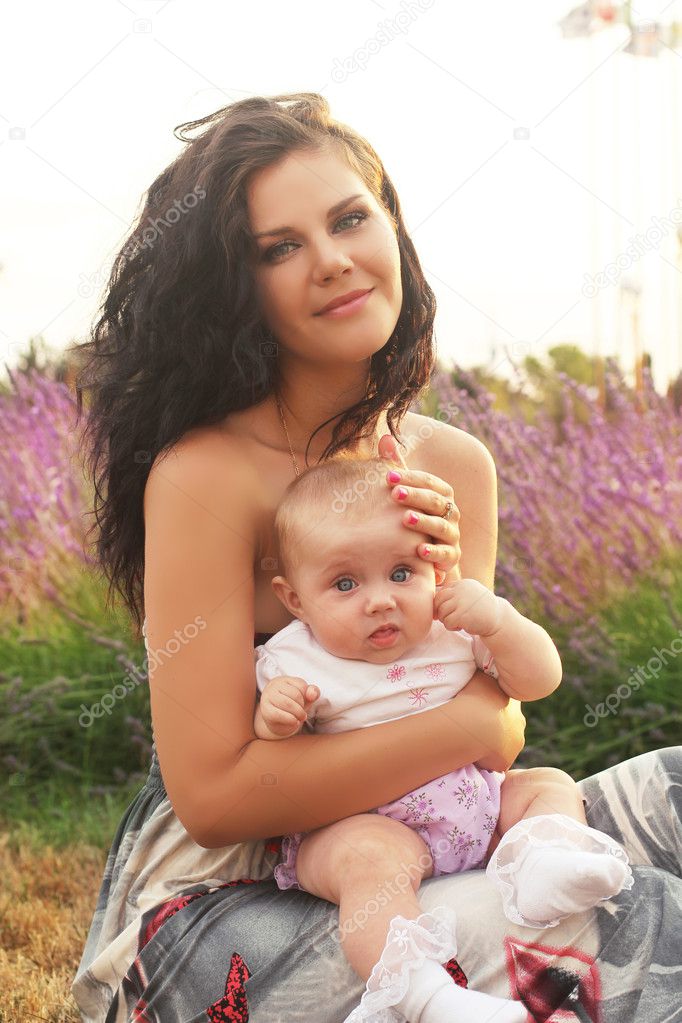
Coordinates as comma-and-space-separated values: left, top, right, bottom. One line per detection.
0, 831, 106, 1023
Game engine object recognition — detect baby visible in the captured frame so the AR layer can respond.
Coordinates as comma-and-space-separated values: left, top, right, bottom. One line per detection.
253, 457, 633, 1023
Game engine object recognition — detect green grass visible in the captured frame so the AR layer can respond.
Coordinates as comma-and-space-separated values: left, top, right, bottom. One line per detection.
519, 557, 682, 779
0, 774, 146, 852
1, 571, 151, 787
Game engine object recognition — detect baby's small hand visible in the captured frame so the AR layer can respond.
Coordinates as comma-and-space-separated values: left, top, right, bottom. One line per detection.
259, 676, 320, 738
433, 578, 502, 637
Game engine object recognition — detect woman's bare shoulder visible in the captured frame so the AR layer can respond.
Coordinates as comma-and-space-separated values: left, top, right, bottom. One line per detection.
145, 422, 260, 514
404, 412, 496, 476
143, 423, 263, 582
150, 421, 256, 480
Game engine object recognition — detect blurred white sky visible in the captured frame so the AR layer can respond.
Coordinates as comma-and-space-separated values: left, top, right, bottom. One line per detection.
2, 0, 682, 391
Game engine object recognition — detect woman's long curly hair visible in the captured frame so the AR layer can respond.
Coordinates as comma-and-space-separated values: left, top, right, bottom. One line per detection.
74, 92, 437, 633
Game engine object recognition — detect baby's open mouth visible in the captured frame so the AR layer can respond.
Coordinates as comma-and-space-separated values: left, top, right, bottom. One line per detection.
369, 626, 399, 643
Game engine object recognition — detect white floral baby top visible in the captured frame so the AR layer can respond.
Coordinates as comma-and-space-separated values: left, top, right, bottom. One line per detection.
254, 619, 498, 734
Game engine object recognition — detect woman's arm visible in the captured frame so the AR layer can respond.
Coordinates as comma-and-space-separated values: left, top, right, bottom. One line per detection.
196, 670, 522, 848
414, 421, 526, 772
428, 427, 560, 700
143, 429, 524, 850
424, 421, 498, 591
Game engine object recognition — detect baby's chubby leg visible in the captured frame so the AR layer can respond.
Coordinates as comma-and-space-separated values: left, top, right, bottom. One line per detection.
297, 815, 528, 1022
487, 767, 633, 927
295, 812, 433, 982
495, 765, 589, 840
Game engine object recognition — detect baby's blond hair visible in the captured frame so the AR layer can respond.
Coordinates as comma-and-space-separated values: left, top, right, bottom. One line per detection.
274, 457, 397, 581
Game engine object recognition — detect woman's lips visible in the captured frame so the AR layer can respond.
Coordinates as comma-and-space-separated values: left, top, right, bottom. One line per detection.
316, 289, 373, 318
369, 626, 399, 647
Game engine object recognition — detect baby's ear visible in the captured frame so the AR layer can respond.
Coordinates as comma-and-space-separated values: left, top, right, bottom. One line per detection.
434, 566, 448, 587
272, 575, 306, 619
271, 575, 293, 606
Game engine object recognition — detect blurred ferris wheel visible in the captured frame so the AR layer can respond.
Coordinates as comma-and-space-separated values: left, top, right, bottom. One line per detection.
559, 0, 682, 396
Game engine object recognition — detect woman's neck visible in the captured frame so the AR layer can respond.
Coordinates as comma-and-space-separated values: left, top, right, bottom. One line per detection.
271, 369, 390, 464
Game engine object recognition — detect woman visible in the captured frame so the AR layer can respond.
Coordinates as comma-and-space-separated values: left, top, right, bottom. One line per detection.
71, 92, 682, 1022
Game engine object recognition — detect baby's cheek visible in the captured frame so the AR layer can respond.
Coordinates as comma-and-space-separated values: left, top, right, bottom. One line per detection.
321, 622, 358, 657
408, 582, 437, 623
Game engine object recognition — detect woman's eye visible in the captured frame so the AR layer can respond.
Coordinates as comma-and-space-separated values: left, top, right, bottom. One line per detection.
263, 209, 368, 262
264, 240, 295, 261
334, 578, 355, 592
336, 210, 368, 231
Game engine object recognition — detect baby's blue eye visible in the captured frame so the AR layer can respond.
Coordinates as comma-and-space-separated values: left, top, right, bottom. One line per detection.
335, 578, 355, 592
392, 567, 411, 582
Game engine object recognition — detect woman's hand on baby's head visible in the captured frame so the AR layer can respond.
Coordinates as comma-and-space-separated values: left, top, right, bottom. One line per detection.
378, 433, 461, 585
259, 676, 320, 737
434, 578, 502, 636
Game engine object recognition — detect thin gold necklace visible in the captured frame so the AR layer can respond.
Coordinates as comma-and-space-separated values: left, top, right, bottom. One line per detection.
275, 361, 375, 480
275, 393, 301, 478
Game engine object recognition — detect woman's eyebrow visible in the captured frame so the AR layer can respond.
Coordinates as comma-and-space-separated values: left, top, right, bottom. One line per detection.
253, 193, 365, 240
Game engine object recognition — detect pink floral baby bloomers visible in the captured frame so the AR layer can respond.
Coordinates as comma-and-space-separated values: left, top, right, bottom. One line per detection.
273, 764, 503, 890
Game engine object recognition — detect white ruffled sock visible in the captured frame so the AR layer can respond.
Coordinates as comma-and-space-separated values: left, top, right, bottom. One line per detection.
514, 842, 631, 925
396, 957, 527, 1023
486, 813, 634, 928
342, 907, 527, 1023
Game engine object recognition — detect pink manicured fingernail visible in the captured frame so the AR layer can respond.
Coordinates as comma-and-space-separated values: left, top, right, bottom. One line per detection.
387, 470, 401, 483
407, 511, 419, 524
396, 486, 408, 500
422, 545, 430, 556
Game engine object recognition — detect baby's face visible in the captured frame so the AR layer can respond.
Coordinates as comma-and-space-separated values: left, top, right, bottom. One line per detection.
283, 506, 437, 663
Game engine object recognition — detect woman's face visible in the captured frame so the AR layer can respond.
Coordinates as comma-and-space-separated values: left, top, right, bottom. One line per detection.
248, 147, 403, 366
